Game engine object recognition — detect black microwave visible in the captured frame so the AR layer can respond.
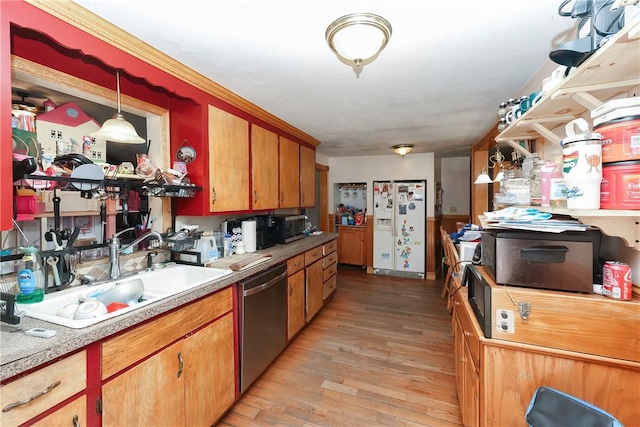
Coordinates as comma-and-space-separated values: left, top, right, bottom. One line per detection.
462, 264, 492, 338
273, 214, 306, 244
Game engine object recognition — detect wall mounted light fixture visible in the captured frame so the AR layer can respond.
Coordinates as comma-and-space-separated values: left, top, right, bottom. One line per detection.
326, 13, 392, 67
392, 144, 413, 156
92, 72, 146, 144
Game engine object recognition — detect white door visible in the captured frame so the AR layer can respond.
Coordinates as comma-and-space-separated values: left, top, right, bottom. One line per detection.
394, 181, 426, 273
373, 182, 394, 270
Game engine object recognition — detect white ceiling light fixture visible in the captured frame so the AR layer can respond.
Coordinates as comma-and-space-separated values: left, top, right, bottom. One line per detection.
91, 71, 146, 144
325, 13, 392, 66
392, 144, 413, 156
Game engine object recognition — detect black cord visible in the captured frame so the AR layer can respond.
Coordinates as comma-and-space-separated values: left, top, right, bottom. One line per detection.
445, 261, 468, 298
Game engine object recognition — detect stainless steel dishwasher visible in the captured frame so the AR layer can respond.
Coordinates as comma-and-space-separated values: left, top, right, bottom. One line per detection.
238, 263, 287, 393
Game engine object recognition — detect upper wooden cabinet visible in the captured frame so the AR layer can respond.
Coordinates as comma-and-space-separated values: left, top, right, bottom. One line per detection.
251, 124, 280, 210
300, 145, 316, 207
279, 136, 300, 209
208, 105, 250, 213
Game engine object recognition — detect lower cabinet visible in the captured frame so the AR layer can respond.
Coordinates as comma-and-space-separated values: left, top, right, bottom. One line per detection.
287, 254, 306, 340
305, 250, 323, 322
0, 351, 87, 427
452, 294, 480, 427
337, 226, 366, 267
322, 240, 338, 300
101, 287, 235, 427
452, 286, 640, 427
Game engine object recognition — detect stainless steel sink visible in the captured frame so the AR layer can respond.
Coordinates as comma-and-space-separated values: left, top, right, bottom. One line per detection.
17, 265, 233, 329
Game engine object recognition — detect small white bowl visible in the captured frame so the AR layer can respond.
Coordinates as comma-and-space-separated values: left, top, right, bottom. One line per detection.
57, 302, 79, 319
73, 299, 108, 320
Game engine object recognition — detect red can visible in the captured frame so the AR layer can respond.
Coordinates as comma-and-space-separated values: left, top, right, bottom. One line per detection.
602, 261, 633, 300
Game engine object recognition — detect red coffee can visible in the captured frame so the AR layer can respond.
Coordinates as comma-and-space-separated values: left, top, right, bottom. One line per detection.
602, 261, 633, 300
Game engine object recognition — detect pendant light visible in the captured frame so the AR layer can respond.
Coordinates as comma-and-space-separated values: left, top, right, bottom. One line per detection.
474, 167, 493, 184
91, 72, 146, 144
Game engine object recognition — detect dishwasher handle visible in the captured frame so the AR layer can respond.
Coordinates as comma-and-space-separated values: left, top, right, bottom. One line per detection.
243, 271, 287, 297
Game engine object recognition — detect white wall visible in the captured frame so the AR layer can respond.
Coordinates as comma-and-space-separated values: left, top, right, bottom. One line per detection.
440, 157, 470, 215
328, 153, 435, 217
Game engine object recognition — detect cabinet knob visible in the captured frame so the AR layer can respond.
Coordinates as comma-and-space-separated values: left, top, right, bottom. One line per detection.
73, 414, 80, 427
212, 187, 217, 205
465, 331, 472, 337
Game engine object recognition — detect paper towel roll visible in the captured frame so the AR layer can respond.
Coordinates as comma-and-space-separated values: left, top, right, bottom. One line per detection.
241, 220, 257, 253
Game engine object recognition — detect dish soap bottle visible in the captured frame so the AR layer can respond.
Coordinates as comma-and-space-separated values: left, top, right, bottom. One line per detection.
16, 246, 45, 303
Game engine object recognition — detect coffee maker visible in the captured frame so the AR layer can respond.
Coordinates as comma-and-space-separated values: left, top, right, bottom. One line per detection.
254, 214, 276, 250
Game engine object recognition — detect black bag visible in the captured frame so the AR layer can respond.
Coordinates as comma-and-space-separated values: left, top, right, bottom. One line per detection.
526, 386, 624, 427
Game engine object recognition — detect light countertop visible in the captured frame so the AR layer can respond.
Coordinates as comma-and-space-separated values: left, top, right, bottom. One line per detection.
0, 233, 337, 382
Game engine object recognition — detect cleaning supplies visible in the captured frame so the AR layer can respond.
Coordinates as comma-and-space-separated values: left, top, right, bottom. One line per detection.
16, 246, 45, 303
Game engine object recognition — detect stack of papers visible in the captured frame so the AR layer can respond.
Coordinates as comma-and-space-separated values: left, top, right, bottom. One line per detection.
482, 207, 589, 233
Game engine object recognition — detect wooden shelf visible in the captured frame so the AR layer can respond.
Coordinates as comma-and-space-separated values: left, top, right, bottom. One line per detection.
496, 14, 640, 151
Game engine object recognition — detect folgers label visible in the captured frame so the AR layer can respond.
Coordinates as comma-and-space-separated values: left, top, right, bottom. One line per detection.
602, 261, 633, 301
595, 116, 640, 163
600, 160, 640, 209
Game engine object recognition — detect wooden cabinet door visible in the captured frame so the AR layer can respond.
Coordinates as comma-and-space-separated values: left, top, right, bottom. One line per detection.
463, 342, 480, 427
279, 136, 300, 208
305, 260, 323, 321
208, 105, 249, 212
338, 227, 365, 266
31, 395, 86, 427
287, 269, 306, 340
184, 313, 236, 426
251, 124, 279, 210
300, 145, 316, 207
102, 341, 185, 427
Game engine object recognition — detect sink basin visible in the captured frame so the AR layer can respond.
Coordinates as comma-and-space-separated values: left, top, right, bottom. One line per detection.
17, 265, 233, 329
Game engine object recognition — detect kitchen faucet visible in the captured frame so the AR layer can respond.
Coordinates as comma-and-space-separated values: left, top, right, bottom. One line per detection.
108, 227, 163, 279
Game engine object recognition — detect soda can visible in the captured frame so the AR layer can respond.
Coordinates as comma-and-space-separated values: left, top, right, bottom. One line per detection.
602, 261, 633, 300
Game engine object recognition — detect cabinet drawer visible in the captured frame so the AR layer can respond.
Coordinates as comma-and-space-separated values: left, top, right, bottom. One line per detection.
454, 292, 479, 367
323, 274, 337, 300
0, 351, 86, 427
323, 250, 338, 269
102, 287, 233, 379
287, 254, 305, 275
323, 261, 337, 282
304, 246, 323, 266
323, 239, 337, 256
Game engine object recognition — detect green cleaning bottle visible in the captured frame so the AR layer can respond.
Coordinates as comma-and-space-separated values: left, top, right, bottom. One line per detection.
16, 246, 45, 303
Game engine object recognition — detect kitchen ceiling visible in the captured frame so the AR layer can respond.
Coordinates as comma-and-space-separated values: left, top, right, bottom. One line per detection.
71, 0, 578, 158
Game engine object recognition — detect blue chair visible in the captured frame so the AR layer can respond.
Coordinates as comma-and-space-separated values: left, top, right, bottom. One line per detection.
526, 386, 624, 427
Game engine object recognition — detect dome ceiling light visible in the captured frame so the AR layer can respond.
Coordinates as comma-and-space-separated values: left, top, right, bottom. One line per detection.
325, 13, 392, 67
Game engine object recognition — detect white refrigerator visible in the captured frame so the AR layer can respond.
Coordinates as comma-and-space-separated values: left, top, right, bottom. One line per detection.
372, 181, 426, 279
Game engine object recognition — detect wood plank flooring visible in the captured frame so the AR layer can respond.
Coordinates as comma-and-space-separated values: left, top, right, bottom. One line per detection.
219, 267, 463, 427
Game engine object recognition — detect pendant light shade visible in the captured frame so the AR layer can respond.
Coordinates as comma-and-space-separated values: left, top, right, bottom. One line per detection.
474, 168, 493, 184
326, 13, 392, 66
91, 72, 146, 144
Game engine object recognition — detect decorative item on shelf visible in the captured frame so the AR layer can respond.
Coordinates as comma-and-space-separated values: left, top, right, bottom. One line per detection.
325, 13, 392, 67
392, 144, 413, 156
474, 144, 506, 184
176, 139, 196, 164
91, 71, 146, 144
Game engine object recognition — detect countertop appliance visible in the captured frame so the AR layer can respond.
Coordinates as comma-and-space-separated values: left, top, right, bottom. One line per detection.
372, 180, 426, 279
481, 229, 601, 293
254, 215, 276, 250
272, 214, 306, 244
463, 264, 492, 338
237, 263, 287, 393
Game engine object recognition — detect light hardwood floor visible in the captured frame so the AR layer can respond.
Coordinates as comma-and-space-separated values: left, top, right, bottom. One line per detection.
219, 267, 463, 427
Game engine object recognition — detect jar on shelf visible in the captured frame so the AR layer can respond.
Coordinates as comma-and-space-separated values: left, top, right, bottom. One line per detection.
529, 158, 543, 206
498, 102, 507, 119
495, 169, 530, 206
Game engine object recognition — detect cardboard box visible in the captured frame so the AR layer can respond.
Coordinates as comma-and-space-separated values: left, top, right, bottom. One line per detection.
41, 190, 100, 213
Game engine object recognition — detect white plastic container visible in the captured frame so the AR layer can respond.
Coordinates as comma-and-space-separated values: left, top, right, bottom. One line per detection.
562, 118, 603, 210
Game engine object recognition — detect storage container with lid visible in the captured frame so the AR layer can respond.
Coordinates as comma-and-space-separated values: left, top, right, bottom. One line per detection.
594, 115, 640, 163
600, 160, 640, 210
561, 118, 603, 210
